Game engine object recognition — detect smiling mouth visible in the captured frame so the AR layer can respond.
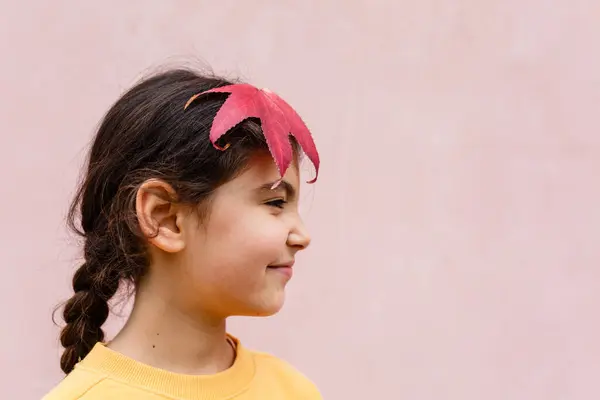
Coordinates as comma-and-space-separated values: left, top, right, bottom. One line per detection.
268, 260, 294, 269
267, 263, 294, 279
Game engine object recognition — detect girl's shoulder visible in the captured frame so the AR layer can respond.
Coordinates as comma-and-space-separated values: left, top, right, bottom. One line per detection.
41, 367, 105, 400
244, 346, 322, 399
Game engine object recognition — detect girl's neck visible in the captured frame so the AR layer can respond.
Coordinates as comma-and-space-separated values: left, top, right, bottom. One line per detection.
107, 286, 235, 375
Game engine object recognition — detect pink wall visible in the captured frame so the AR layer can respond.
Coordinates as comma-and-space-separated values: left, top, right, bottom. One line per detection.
2, 1, 599, 398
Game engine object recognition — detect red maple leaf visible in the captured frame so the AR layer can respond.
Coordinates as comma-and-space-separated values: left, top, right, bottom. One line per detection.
184, 84, 320, 185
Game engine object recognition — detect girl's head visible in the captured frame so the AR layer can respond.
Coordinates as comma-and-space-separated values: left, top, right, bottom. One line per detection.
59, 69, 318, 373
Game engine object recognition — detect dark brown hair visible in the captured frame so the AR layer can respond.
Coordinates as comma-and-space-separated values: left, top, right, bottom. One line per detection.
58, 68, 294, 374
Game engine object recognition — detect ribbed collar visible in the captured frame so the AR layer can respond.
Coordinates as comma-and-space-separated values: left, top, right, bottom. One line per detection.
77, 335, 255, 399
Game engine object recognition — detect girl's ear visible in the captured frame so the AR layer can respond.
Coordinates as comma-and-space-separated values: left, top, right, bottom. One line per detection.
135, 179, 186, 253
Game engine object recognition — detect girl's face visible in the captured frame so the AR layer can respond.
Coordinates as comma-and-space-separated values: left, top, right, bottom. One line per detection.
147, 152, 311, 319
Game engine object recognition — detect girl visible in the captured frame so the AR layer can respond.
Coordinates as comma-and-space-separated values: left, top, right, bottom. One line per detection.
43, 68, 322, 399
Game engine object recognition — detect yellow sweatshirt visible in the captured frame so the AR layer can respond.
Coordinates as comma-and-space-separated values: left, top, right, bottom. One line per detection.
43, 336, 322, 400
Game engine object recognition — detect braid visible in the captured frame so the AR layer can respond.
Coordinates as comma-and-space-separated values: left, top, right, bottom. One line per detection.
59, 234, 120, 374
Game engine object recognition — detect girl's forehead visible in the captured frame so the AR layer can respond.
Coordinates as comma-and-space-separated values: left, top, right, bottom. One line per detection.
244, 153, 299, 183
218, 154, 300, 195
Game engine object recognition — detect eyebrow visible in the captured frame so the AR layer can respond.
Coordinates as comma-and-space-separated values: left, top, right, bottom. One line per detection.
257, 179, 297, 200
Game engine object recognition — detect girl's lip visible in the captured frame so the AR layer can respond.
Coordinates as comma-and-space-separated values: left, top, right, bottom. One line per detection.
268, 265, 293, 279
269, 260, 295, 269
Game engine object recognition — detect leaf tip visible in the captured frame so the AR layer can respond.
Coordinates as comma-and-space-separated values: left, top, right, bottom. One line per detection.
184, 93, 202, 110
213, 142, 231, 151
306, 176, 318, 184
270, 178, 283, 190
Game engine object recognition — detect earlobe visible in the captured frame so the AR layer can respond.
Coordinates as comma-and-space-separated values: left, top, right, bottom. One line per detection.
135, 179, 186, 253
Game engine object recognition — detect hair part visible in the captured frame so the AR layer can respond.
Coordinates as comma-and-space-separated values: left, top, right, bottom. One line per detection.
58, 68, 299, 374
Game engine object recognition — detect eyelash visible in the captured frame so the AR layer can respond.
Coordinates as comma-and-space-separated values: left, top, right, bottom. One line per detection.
266, 199, 287, 209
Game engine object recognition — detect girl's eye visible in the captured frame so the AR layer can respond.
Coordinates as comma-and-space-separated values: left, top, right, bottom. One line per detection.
266, 199, 287, 209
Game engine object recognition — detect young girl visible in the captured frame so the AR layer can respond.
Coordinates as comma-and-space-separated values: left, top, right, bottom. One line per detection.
43, 68, 322, 399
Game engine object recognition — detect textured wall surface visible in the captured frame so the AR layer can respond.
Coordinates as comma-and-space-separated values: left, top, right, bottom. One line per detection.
1, 1, 599, 398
